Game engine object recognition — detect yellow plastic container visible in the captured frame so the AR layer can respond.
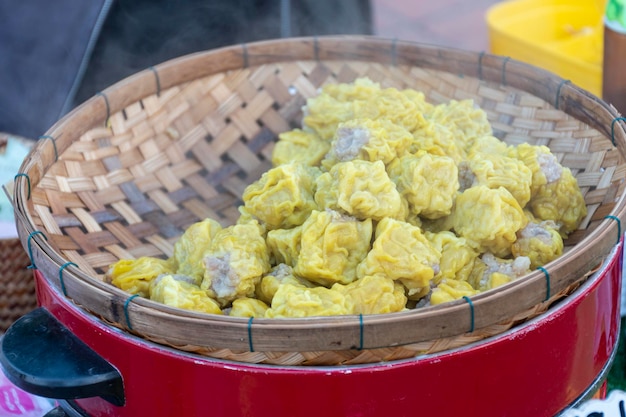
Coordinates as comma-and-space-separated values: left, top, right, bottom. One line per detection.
486, 0, 605, 96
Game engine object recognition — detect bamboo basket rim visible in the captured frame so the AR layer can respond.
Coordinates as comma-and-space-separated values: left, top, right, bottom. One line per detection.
11, 36, 626, 357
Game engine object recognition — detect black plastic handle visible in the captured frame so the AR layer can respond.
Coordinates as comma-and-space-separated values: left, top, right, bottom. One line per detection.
0, 307, 125, 406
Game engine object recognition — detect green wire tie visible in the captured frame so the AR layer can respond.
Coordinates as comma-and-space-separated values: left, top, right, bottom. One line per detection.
555, 79, 571, 109
247, 317, 254, 352
38, 135, 58, 162
501, 56, 510, 86
124, 294, 140, 331
358, 313, 364, 350
478, 51, 485, 81
605, 215, 622, 245
14, 173, 31, 200
537, 266, 551, 301
148, 66, 161, 97
26, 231, 47, 270
611, 117, 626, 147
58, 262, 77, 297
462, 296, 475, 333
96, 91, 111, 127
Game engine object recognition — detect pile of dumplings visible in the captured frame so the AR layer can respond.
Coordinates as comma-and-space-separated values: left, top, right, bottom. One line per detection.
107, 78, 587, 318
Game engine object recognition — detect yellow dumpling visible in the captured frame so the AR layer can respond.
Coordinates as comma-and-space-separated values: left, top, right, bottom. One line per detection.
452, 185, 528, 257
302, 79, 383, 142
430, 279, 479, 305
173, 218, 222, 284
466, 135, 509, 159
529, 167, 587, 236
410, 121, 463, 163
357, 217, 441, 298
201, 222, 271, 306
272, 129, 330, 167
265, 225, 303, 267
352, 86, 429, 133
387, 152, 459, 219
509, 143, 557, 195
333, 275, 407, 315
255, 264, 314, 305
229, 297, 270, 318
150, 274, 222, 314
265, 282, 352, 318
242, 163, 320, 230
108, 257, 176, 297
467, 253, 531, 292
461, 152, 532, 206
294, 209, 373, 286
314, 160, 406, 221
321, 118, 413, 168
512, 216, 563, 269
429, 99, 492, 152
425, 231, 479, 284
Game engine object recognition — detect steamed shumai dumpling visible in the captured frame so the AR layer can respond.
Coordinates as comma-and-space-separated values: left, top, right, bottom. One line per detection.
242, 163, 320, 230
511, 215, 563, 269
509, 143, 587, 236
332, 275, 407, 315
352, 86, 430, 133
265, 273, 406, 318
303, 78, 381, 140
430, 279, 479, 306
451, 185, 528, 258
265, 225, 303, 267
429, 99, 493, 152
425, 230, 479, 285
528, 167, 587, 236
459, 152, 533, 207
229, 297, 270, 318
314, 160, 406, 221
108, 257, 176, 297
467, 253, 531, 292
255, 263, 314, 305
294, 209, 373, 286
172, 218, 222, 284
387, 151, 459, 219
271, 129, 330, 167
265, 279, 353, 318
201, 222, 270, 306
357, 217, 441, 299
410, 120, 463, 163
150, 274, 222, 314
321, 118, 413, 169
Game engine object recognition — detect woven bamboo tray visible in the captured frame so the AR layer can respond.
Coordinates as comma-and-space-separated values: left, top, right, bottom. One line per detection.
11, 36, 626, 365
0, 134, 36, 333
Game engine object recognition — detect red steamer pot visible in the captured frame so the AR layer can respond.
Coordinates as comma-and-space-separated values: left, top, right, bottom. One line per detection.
1, 241, 622, 417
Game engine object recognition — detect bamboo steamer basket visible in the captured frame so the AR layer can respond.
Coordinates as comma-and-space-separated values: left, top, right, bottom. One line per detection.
11, 36, 626, 366
0, 134, 36, 333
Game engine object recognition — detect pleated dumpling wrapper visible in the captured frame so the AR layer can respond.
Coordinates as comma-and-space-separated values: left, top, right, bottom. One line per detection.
107, 257, 176, 297
271, 129, 330, 167
150, 274, 222, 314
510, 143, 587, 236
172, 218, 222, 284
243, 163, 320, 230
321, 118, 413, 169
459, 152, 533, 207
265, 274, 406, 318
387, 151, 459, 220
229, 297, 270, 318
294, 209, 373, 286
512, 214, 563, 269
357, 217, 441, 299
314, 159, 407, 221
201, 222, 271, 306
451, 185, 528, 258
